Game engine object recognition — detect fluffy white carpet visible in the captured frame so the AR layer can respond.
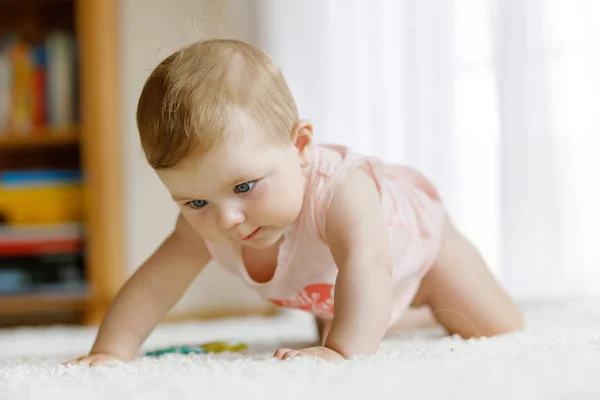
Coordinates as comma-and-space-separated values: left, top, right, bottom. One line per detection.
0, 297, 599, 400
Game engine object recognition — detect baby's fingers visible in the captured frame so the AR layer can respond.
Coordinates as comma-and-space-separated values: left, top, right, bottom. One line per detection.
282, 350, 301, 360
62, 356, 87, 366
273, 348, 301, 360
89, 357, 113, 367
273, 348, 288, 359
63, 354, 120, 367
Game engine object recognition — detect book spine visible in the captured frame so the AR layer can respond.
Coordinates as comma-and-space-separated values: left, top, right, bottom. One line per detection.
31, 45, 47, 131
0, 51, 11, 134
46, 32, 76, 129
9, 41, 34, 134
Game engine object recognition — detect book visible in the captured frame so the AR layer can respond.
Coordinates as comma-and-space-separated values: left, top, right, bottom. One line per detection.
0, 50, 11, 134
0, 253, 86, 295
31, 45, 47, 130
46, 31, 76, 129
0, 223, 83, 243
0, 170, 82, 187
9, 40, 33, 134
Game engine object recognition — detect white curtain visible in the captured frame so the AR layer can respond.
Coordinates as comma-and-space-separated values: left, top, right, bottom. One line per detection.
244, 0, 600, 301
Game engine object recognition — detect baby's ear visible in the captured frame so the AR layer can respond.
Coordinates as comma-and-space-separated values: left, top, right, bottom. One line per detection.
291, 119, 313, 167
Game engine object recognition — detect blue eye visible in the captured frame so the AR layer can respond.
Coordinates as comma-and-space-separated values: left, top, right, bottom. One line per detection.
188, 199, 208, 209
234, 180, 255, 193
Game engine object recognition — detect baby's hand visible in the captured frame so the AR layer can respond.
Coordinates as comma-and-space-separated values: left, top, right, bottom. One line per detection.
273, 346, 344, 362
63, 352, 123, 367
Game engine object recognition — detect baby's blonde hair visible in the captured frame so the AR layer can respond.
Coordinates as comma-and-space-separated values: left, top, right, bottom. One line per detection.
136, 39, 299, 169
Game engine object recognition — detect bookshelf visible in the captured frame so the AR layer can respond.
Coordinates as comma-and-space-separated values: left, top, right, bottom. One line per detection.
0, 292, 88, 315
0, 0, 122, 326
0, 127, 79, 149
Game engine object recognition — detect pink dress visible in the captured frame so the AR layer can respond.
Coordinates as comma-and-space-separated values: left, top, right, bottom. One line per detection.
205, 144, 446, 327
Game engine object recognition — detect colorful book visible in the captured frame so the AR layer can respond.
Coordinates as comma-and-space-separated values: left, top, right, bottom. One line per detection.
31, 45, 47, 130
0, 170, 82, 187
46, 31, 76, 129
0, 51, 11, 133
0, 223, 83, 242
9, 40, 34, 134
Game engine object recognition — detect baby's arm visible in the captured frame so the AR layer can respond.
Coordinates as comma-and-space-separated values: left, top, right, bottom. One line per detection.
274, 169, 392, 361
322, 168, 393, 357
66, 214, 210, 365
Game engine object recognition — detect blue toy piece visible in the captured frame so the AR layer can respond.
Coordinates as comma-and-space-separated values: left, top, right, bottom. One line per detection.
145, 345, 206, 357
144, 341, 247, 357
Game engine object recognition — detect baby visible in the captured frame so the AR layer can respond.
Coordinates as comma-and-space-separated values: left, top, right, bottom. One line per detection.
67, 39, 523, 365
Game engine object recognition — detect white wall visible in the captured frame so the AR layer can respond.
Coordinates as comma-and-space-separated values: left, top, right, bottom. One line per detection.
119, 0, 270, 316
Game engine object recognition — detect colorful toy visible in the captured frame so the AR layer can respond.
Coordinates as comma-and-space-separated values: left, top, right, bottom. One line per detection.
144, 341, 247, 357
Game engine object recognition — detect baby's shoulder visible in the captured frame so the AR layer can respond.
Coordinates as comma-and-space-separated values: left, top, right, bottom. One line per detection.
312, 143, 387, 185
312, 144, 346, 174
304, 144, 385, 238
313, 144, 381, 175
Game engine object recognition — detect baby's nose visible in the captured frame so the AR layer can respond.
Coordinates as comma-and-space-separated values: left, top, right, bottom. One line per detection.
217, 206, 245, 229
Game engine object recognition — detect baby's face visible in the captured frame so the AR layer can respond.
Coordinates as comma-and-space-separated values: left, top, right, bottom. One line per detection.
157, 127, 309, 249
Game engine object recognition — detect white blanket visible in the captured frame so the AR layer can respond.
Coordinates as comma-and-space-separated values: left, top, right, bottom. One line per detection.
0, 297, 598, 400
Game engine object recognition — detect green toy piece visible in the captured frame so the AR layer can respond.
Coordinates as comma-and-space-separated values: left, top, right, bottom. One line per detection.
199, 341, 247, 353
144, 341, 247, 357
145, 345, 206, 357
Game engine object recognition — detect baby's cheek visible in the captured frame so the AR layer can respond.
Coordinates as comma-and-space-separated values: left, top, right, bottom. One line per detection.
257, 190, 280, 214
183, 211, 218, 239
259, 188, 300, 222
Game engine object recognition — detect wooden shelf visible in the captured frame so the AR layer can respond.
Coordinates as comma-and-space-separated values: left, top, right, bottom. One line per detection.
0, 0, 121, 326
0, 291, 89, 315
0, 0, 72, 8
0, 127, 79, 150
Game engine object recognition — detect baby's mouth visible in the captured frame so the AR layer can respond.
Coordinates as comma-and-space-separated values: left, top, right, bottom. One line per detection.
242, 227, 262, 241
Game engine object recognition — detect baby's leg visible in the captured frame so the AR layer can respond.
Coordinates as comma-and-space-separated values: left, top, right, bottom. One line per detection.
411, 216, 524, 338
315, 317, 332, 345
318, 307, 438, 344
388, 306, 439, 333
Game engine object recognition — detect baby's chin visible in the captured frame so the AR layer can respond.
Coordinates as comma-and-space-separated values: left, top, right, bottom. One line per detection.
206, 226, 289, 249
241, 227, 285, 250
241, 227, 287, 249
